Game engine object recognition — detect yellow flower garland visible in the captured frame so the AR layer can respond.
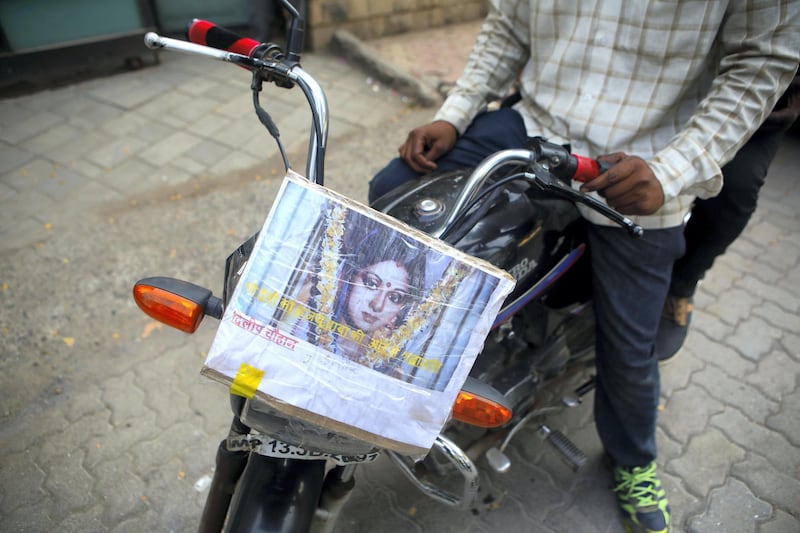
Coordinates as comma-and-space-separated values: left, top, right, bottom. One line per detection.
313, 203, 347, 349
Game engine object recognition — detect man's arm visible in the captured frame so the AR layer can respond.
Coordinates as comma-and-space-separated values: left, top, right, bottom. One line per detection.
397, 0, 531, 172
647, 0, 799, 204
433, 0, 531, 134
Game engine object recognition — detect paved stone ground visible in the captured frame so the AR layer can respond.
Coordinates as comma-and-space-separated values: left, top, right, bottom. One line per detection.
1, 21, 798, 533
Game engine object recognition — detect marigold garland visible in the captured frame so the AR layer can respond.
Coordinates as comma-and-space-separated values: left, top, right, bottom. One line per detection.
312, 202, 346, 349
368, 260, 471, 363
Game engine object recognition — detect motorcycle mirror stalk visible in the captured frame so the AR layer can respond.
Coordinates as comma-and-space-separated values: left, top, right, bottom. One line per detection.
133, 276, 223, 333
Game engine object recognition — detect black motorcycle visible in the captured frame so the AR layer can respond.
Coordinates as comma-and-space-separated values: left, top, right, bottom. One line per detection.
133, 4, 642, 531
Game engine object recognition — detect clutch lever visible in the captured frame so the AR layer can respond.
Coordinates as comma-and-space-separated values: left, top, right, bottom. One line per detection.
524, 163, 644, 238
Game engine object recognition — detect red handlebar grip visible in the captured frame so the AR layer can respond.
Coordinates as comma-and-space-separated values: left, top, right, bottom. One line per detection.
572, 155, 603, 183
187, 19, 261, 57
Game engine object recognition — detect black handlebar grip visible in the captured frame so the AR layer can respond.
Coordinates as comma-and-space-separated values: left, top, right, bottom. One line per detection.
187, 19, 261, 57
596, 159, 613, 175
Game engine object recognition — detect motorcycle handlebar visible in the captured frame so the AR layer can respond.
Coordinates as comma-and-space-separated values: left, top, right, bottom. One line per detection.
187, 19, 262, 57
434, 149, 643, 239
143, 27, 328, 184
528, 138, 611, 183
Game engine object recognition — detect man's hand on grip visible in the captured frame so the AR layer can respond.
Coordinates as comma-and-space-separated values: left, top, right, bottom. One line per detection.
580, 153, 665, 216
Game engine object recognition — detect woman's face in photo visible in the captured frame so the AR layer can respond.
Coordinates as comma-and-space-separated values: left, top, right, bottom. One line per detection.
346, 260, 411, 333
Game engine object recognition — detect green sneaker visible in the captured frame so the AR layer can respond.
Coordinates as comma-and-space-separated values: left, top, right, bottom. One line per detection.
613, 462, 671, 533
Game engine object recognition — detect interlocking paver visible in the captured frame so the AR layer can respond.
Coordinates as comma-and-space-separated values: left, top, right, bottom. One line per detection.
726, 316, 782, 362
706, 287, 763, 326
745, 348, 800, 403
738, 276, 800, 313
44, 449, 95, 519
661, 385, 725, 443
710, 409, 797, 473
759, 509, 800, 533
668, 428, 746, 497
693, 364, 778, 423
43, 130, 113, 166
765, 387, 800, 445
3, 500, 56, 532
659, 346, 705, 395
730, 453, 800, 518
0, 142, 34, 174
687, 478, 772, 533
782, 331, 800, 362
691, 306, 736, 344
1, 450, 46, 511
93, 454, 148, 525
0, 110, 65, 144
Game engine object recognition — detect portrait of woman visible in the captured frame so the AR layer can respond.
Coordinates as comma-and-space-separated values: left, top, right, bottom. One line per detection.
291, 209, 427, 373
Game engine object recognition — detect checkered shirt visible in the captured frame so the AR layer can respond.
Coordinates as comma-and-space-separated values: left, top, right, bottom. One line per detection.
434, 0, 800, 228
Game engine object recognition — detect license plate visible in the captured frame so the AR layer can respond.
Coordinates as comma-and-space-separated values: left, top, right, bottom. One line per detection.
253, 438, 380, 466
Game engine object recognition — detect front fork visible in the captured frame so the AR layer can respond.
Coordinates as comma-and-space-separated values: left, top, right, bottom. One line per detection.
199, 410, 356, 533
200, 416, 252, 533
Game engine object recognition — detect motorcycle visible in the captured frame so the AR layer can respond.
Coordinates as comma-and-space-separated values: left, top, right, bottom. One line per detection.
132, 4, 643, 532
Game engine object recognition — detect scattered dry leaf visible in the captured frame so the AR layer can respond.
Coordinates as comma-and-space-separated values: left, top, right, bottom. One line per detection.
141, 321, 163, 338
63, 337, 75, 347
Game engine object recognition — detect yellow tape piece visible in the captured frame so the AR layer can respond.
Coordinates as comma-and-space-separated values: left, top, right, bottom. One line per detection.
230, 363, 265, 399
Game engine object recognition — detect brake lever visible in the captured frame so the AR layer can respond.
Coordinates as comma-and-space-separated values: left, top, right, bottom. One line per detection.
525, 163, 644, 238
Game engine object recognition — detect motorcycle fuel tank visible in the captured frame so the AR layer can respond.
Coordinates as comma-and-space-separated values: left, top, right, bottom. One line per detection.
371, 169, 585, 305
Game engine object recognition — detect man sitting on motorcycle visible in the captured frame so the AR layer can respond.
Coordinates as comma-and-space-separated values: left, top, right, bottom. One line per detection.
368, 2, 799, 532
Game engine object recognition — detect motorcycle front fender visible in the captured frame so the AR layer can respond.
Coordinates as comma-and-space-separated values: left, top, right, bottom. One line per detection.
225, 454, 326, 533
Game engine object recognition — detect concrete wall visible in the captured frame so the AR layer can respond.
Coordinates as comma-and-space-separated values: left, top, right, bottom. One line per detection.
308, 0, 487, 48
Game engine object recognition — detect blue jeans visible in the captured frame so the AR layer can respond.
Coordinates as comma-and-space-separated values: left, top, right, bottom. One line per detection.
589, 224, 684, 467
370, 107, 686, 467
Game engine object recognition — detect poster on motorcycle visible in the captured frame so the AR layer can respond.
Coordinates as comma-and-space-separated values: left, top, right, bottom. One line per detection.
203, 171, 515, 456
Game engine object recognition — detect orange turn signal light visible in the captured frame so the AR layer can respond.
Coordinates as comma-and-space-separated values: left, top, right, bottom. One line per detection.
133, 284, 204, 333
451, 391, 512, 428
